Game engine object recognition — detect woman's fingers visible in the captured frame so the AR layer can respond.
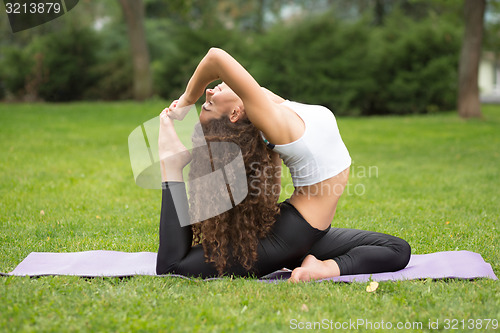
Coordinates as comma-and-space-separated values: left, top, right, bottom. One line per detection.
162, 98, 191, 121
168, 100, 179, 109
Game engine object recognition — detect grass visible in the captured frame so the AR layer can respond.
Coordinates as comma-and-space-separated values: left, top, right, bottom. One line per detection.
1, 101, 499, 332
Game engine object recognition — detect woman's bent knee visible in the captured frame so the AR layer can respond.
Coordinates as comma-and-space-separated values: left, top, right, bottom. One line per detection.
394, 237, 411, 270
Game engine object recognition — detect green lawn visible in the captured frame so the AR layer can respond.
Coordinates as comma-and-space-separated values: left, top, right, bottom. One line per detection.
1, 102, 499, 332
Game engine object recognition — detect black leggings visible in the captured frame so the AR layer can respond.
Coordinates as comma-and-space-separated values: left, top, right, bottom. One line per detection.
156, 182, 411, 278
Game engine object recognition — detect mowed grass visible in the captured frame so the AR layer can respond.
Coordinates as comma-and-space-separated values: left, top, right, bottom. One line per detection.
1, 101, 499, 332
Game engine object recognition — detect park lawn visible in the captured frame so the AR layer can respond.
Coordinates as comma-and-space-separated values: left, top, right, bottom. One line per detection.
0, 101, 499, 332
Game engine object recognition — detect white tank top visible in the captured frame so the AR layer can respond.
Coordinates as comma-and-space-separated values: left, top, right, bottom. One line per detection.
263, 100, 351, 187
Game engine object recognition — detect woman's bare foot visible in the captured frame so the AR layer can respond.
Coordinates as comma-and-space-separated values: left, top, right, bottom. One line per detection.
159, 109, 192, 181
288, 254, 341, 282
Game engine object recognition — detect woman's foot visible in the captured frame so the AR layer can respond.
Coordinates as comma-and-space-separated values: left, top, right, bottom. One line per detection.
288, 254, 341, 282
159, 109, 192, 181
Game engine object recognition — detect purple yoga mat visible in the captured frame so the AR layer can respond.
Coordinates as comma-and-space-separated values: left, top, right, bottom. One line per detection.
4, 250, 497, 282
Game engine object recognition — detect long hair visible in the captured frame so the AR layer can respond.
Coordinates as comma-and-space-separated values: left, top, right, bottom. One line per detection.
188, 116, 280, 275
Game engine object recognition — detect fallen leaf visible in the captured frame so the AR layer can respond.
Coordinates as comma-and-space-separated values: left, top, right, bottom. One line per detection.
445, 221, 450, 225
40, 210, 45, 216
96, 215, 101, 219
301, 303, 309, 312
366, 281, 379, 292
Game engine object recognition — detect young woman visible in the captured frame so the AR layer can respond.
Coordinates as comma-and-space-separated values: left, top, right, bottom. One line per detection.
156, 48, 411, 281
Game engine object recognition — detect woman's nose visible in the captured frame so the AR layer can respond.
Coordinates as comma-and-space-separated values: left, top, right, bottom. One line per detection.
206, 88, 214, 95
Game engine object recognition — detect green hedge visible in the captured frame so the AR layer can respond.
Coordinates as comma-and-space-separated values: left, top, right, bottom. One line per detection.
0, 10, 461, 115
366, 14, 460, 115
153, 11, 461, 115
245, 12, 461, 115
0, 46, 35, 98
152, 25, 247, 102
0, 27, 99, 102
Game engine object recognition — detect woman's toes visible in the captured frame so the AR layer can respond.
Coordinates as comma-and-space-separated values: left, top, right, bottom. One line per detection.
288, 267, 312, 283
288, 268, 302, 283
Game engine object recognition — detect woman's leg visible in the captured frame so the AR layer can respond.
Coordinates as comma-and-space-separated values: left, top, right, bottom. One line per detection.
156, 181, 226, 276
290, 228, 411, 281
156, 110, 221, 276
156, 182, 329, 278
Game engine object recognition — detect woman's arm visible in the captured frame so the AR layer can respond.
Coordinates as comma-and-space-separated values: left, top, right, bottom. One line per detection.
181, 48, 296, 144
261, 87, 285, 104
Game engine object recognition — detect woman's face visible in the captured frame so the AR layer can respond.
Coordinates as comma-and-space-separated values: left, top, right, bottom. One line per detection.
200, 82, 243, 125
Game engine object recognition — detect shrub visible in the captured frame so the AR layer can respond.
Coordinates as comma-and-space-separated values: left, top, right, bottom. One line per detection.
153, 25, 249, 102
0, 80, 5, 100
84, 23, 133, 100
366, 13, 461, 115
0, 7, 461, 114
247, 10, 461, 115
35, 27, 100, 101
0, 47, 34, 99
249, 15, 376, 115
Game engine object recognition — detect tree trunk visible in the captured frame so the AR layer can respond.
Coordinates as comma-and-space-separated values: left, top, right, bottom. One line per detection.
374, 0, 385, 26
255, 0, 265, 33
457, 0, 486, 118
119, 0, 153, 101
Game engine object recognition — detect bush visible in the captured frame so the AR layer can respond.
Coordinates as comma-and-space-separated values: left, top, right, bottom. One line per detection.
246, 10, 461, 115
0, 8, 461, 114
83, 50, 133, 100
366, 13, 461, 115
36, 27, 100, 101
0, 80, 5, 100
0, 27, 100, 102
84, 23, 133, 100
153, 25, 249, 102
249, 16, 376, 115
0, 47, 35, 99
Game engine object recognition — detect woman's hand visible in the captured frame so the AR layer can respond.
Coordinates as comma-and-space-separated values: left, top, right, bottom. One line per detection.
165, 94, 193, 120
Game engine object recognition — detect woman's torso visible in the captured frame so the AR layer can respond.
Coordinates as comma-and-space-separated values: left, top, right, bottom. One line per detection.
272, 101, 351, 230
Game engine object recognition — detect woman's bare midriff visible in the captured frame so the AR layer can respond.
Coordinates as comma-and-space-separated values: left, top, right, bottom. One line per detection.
289, 167, 350, 231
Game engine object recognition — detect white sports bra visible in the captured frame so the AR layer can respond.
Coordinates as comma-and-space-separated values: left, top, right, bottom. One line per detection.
262, 100, 351, 187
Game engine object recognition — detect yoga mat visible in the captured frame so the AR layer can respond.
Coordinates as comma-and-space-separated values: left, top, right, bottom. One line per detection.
3, 250, 497, 282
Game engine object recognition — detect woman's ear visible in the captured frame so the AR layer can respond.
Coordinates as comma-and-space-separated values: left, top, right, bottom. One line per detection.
229, 106, 245, 123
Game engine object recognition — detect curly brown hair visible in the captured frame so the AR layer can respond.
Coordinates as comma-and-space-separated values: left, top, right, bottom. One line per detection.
188, 116, 280, 275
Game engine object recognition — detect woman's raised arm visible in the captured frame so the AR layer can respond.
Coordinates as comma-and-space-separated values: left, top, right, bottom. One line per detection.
181, 48, 295, 144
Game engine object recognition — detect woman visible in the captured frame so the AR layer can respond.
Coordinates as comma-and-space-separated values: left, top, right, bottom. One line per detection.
157, 48, 410, 281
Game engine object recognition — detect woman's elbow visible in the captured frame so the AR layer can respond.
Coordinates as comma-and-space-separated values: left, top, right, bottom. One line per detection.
208, 47, 224, 56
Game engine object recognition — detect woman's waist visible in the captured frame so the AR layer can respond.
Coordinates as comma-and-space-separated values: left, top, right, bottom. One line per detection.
288, 194, 338, 230
287, 168, 349, 229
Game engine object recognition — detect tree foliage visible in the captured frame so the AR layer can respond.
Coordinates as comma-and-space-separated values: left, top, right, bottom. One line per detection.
154, 9, 461, 115
0, 27, 99, 101
0, 0, 482, 115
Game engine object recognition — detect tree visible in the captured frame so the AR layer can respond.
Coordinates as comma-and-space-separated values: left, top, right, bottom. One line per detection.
457, 0, 486, 118
118, 0, 153, 100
